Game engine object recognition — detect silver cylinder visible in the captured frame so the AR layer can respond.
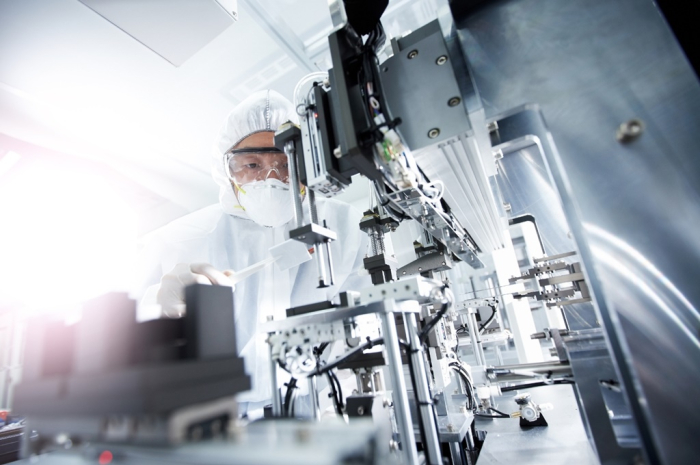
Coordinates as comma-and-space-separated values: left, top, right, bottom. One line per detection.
404, 313, 443, 465
315, 240, 328, 287
284, 140, 305, 229
270, 345, 281, 416
467, 310, 486, 366
380, 310, 419, 465
308, 189, 318, 224
324, 240, 335, 286
308, 376, 321, 421
491, 361, 573, 382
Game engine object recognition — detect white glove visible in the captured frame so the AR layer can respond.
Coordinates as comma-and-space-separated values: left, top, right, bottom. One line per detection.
157, 263, 235, 318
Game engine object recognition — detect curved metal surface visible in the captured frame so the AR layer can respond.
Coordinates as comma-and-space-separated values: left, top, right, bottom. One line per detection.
453, 0, 700, 463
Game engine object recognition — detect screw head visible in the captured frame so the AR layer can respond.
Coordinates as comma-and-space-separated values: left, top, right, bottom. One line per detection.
616, 119, 644, 143
436, 55, 448, 65
448, 97, 461, 107
428, 128, 440, 139
407, 49, 419, 59
357, 406, 365, 415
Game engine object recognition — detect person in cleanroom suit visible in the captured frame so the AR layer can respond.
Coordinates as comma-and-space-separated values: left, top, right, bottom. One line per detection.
138, 89, 370, 415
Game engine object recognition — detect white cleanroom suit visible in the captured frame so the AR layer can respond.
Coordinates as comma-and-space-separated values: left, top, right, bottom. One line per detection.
138, 90, 370, 405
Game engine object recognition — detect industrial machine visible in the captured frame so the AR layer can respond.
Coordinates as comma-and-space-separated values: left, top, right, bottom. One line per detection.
10, 0, 700, 464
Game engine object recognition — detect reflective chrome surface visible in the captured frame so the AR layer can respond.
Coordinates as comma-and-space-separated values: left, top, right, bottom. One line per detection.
476, 384, 599, 465
454, 0, 700, 463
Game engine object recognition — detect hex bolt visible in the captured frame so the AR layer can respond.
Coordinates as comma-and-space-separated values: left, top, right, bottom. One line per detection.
357, 406, 365, 415
436, 55, 448, 65
428, 128, 440, 139
448, 97, 461, 107
616, 119, 644, 143
407, 49, 419, 59
503, 203, 512, 212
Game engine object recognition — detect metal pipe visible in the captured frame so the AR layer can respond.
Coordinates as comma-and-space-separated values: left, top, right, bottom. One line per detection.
308, 189, 319, 224
495, 345, 505, 366
490, 361, 573, 382
270, 345, 281, 416
404, 313, 443, 465
308, 376, 321, 421
284, 140, 305, 229
380, 310, 419, 465
324, 240, 335, 286
315, 240, 328, 287
467, 309, 486, 366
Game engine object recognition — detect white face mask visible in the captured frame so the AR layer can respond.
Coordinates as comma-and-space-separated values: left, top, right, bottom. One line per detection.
236, 179, 294, 228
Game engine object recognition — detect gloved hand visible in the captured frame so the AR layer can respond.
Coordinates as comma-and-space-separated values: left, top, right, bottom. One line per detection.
157, 263, 235, 318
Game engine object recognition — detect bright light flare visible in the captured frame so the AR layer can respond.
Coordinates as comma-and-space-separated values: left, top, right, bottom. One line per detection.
0, 160, 137, 313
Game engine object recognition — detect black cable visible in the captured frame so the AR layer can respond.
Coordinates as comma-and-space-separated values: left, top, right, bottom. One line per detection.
479, 305, 497, 332
418, 300, 449, 344
314, 342, 330, 359
490, 406, 510, 417
450, 367, 474, 411
329, 370, 345, 411
326, 371, 343, 415
309, 337, 384, 377
449, 363, 475, 408
283, 377, 298, 417
500, 379, 575, 392
474, 407, 510, 419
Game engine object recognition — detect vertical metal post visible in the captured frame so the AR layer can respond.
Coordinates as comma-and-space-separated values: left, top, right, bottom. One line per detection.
324, 241, 335, 286
380, 309, 419, 465
467, 309, 486, 366
322, 221, 335, 286
315, 240, 329, 288
308, 376, 321, 421
284, 140, 305, 229
495, 345, 505, 366
465, 428, 477, 465
449, 442, 465, 465
308, 189, 319, 224
404, 313, 443, 465
270, 344, 281, 416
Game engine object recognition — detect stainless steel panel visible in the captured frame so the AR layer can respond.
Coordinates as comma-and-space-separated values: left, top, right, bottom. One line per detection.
382, 20, 471, 150
493, 113, 599, 329
454, 1, 700, 463
475, 384, 599, 465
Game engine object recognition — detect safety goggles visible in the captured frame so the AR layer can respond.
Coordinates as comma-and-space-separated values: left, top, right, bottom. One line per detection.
224, 147, 290, 185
